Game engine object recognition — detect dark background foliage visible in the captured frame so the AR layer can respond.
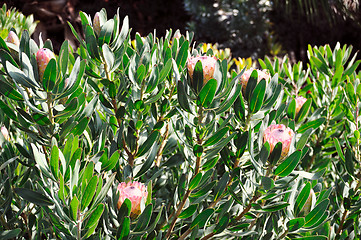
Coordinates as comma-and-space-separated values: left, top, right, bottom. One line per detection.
3, 0, 361, 62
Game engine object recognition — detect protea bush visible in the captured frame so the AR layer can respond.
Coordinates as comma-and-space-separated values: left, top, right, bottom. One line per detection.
0, 7, 360, 240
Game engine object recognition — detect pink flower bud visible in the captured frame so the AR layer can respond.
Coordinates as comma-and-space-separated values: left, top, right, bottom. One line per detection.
173, 31, 182, 40
117, 181, 148, 218
263, 124, 294, 160
295, 96, 307, 115
93, 12, 101, 36
36, 48, 55, 81
6, 31, 20, 47
1, 126, 9, 141
187, 55, 217, 86
240, 68, 270, 94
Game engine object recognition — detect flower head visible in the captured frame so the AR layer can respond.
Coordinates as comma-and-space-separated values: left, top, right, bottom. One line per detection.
6, 31, 20, 47
240, 68, 270, 95
295, 96, 307, 115
36, 48, 55, 81
93, 12, 101, 36
117, 181, 148, 218
263, 124, 294, 159
1, 126, 9, 141
187, 55, 217, 86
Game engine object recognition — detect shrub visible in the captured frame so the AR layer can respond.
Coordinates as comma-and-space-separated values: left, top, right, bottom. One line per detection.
0, 7, 360, 240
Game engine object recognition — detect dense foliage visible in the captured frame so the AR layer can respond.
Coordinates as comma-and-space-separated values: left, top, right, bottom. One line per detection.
0, 6, 361, 240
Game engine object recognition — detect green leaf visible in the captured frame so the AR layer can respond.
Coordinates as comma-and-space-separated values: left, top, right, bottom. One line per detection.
268, 142, 283, 166
0, 49, 18, 70
274, 150, 302, 177
292, 236, 328, 240
176, 40, 189, 69
249, 79, 266, 113
118, 216, 130, 240
159, 58, 172, 82
101, 150, 119, 171
190, 181, 216, 198
214, 173, 229, 200
197, 78, 217, 108
204, 127, 229, 147
298, 117, 325, 134
259, 142, 271, 164
102, 44, 114, 74
190, 208, 214, 229
345, 147, 355, 176
331, 65, 343, 88
84, 203, 104, 230
42, 58, 57, 91
294, 182, 311, 216
136, 131, 160, 157
0, 229, 21, 240
71, 117, 89, 136
216, 82, 242, 115
85, 25, 101, 62
296, 128, 313, 150
179, 204, 198, 219
134, 204, 152, 231
295, 99, 311, 123
50, 145, 59, 178
54, 98, 78, 119
287, 217, 305, 232
287, 98, 296, 119
92, 173, 116, 207
0, 78, 23, 101
6, 61, 40, 90
177, 80, 192, 113
193, 144, 203, 158
14, 188, 53, 206
70, 196, 79, 221
304, 199, 329, 228
333, 138, 345, 162
189, 173, 202, 190
81, 176, 98, 211
192, 60, 204, 94
98, 19, 114, 46
341, 103, 355, 122
213, 212, 230, 234
33, 113, 51, 125
245, 69, 258, 101
261, 202, 289, 212
310, 56, 331, 77
261, 176, 274, 190
0, 100, 17, 121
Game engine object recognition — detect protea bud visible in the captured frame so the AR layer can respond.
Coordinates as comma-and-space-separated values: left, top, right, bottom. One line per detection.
36, 48, 55, 81
263, 124, 294, 160
93, 12, 101, 36
1, 126, 9, 141
117, 181, 148, 218
240, 68, 270, 94
6, 31, 20, 47
187, 55, 217, 86
173, 31, 182, 40
295, 96, 307, 115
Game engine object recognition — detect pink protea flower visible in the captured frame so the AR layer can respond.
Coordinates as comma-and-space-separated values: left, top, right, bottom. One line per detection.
187, 55, 217, 86
263, 124, 294, 160
295, 96, 307, 115
117, 181, 148, 218
1, 126, 9, 141
93, 12, 101, 36
6, 31, 20, 47
36, 48, 55, 81
240, 68, 270, 94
